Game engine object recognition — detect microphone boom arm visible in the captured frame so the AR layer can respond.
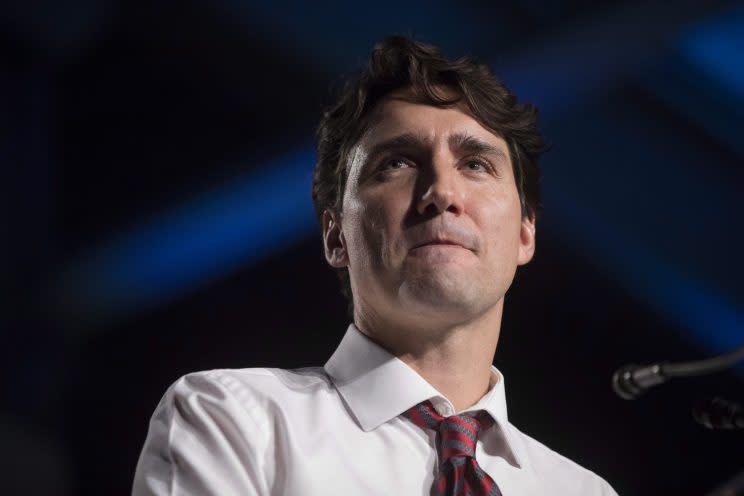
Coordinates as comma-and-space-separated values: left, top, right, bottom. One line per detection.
613, 344, 744, 400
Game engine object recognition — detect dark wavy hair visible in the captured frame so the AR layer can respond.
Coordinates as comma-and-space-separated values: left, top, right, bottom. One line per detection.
312, 36, 544, 311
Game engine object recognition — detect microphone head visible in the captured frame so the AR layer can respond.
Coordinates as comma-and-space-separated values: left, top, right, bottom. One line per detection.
612, 363, 667, 400
612, 364, 644, 400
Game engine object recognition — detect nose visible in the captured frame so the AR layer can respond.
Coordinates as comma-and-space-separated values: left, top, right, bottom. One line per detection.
415, 157, 464, 216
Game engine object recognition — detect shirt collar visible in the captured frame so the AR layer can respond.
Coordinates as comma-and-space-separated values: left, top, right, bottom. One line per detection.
324, 324, 524, 467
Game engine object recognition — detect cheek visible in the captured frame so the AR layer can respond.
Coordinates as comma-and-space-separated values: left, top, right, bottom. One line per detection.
343, 197, 388, 266
478, 195, 524, 258
353, 192, 409, 267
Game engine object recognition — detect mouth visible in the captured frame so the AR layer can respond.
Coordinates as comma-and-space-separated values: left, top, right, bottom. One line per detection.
414, 240, 462, 248
411, 239, 470, 251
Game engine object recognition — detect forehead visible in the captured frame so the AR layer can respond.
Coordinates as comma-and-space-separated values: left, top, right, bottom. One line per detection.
357, 94, 509, 152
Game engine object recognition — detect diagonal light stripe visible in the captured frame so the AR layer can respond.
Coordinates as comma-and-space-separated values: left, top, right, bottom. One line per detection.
681, 4, 744, 103
53, 147, 317, 327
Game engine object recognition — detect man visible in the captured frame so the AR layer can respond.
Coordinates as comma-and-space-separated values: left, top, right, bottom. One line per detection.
133, 36, 619, 495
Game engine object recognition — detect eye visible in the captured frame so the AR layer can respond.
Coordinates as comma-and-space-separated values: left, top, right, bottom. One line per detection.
462, 158, 489, 172
381, 157, 413, 170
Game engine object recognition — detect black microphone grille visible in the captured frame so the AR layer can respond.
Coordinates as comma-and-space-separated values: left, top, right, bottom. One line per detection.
612, 364, 642, 400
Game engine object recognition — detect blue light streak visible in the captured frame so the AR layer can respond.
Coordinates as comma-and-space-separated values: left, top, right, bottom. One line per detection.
681, 5, 744, 104
57, 148, 317, 322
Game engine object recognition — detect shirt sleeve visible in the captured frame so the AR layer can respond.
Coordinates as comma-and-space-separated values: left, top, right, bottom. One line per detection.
132, 371, 270, 496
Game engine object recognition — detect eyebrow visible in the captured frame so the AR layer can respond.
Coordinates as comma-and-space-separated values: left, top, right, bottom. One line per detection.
447, 133, 509, 163
365, 132, 428, 161
364, 132, 509, 163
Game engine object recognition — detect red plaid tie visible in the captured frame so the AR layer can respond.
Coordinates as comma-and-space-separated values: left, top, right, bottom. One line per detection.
403, 400, 502, 496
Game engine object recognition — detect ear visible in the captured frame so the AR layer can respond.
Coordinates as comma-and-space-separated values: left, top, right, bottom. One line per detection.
322, 210, 348, 268
517, 214, 536, 266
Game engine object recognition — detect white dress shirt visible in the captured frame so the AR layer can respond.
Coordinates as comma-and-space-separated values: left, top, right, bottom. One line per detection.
133, 324, 619, 495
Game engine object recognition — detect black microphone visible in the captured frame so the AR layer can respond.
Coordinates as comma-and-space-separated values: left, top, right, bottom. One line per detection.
693, 397, 744, 430
612, 363, 667, 400
612, 345, 744, 401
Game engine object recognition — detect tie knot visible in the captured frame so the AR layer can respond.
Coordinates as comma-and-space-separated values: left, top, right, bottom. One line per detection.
403, 400, 493, 461
439, 414, 481, 458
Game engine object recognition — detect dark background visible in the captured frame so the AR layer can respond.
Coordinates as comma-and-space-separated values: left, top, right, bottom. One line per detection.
3, 1, 743, 495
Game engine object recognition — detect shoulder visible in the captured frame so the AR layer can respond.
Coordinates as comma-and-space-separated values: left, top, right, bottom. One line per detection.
162, 366, 335, 417
176, 366, 333, 393
508, 423, 619, 495
134, 367, 336, 494
148, 367, 339, 460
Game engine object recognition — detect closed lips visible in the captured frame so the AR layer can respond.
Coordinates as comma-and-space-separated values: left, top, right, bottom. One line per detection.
411, 238, 473, 251
414, 240, 462, 248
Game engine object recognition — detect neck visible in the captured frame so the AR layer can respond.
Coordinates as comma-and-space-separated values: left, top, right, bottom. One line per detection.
354, 298, 503, 412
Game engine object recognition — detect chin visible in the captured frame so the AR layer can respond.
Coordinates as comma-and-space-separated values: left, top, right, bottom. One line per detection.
399, 276, 482, 315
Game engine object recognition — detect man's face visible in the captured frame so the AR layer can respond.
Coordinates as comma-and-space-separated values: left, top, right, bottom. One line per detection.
323, 93, 536, 325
